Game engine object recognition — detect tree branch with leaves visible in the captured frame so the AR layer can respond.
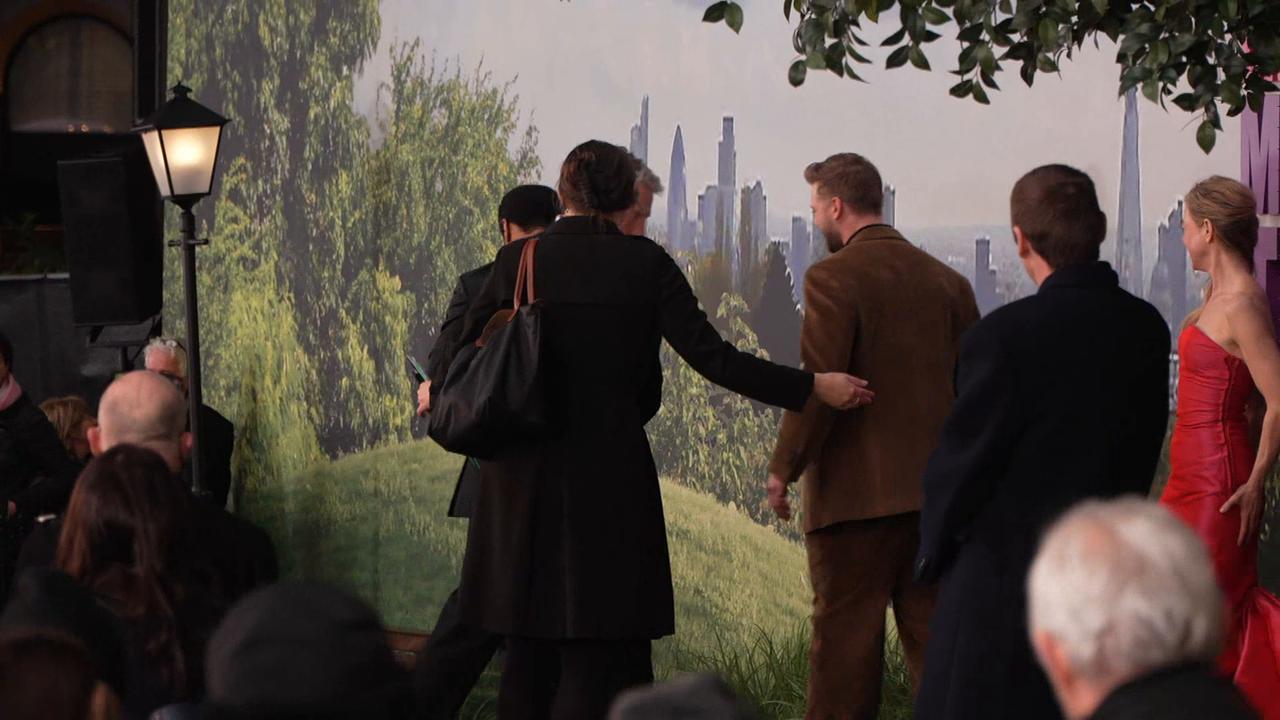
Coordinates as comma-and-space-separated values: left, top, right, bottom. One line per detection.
703, 0, 1280, 153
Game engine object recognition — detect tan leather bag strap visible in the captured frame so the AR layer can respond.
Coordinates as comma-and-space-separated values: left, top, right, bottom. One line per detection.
512, 237, 539, 310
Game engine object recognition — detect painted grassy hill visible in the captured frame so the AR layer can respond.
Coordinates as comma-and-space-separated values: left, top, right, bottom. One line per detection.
238, 439, 912, 719
239, 439, 811, 650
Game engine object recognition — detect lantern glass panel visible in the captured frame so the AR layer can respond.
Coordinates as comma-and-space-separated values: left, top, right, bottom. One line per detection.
140, 128, 171, 195
160, 125, 222, 197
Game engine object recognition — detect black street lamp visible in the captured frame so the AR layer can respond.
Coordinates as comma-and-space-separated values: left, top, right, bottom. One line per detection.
135, 83, 229, 496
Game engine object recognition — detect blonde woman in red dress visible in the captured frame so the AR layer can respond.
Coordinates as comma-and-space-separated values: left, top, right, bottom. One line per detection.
1161, 175, 1280, 718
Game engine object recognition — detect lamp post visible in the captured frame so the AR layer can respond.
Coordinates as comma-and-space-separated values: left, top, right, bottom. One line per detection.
134, 83, 229, 497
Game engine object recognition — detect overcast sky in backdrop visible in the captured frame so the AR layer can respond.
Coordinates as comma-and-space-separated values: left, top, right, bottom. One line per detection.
353, 0, 1240, 258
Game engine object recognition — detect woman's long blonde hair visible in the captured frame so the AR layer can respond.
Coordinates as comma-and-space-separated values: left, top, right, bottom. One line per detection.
1183, 176, 1259, 329
39, 396, 93, 456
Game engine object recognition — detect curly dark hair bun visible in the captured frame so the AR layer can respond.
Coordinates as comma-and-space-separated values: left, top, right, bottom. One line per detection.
557, 140, 638, 216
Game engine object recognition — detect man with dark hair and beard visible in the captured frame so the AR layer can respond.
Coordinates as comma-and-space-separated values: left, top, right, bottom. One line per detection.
913, 165, 1171, 720
766, 153, 979, 718
413, 184, 560, 719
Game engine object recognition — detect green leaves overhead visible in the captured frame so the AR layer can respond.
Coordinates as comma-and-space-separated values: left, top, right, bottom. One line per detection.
1197, 120, 1217, 154
703, 1, 745, 33
698, 0, 1280, 153
789, 59, 808, 86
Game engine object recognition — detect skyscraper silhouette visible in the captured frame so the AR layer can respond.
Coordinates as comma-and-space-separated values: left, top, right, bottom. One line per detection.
1149, 200, 1188, 330
738, 180, 767, 293
698, 184, 721, 256
789, 214, 811, 303
974, 236, 1003, 315
718, 117, 737, 272
629, 96, 649, 165
1117, 88, 1144, 296
667, 125, 689, 253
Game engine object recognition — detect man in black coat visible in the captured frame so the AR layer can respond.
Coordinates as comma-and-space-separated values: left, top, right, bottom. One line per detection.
17, 371, 277, 607
913, 165, 1171, 720
413, 184, 560, 719
0, 330, 79, 598
144, 337, 236, 509
1028, 498, 1256, 720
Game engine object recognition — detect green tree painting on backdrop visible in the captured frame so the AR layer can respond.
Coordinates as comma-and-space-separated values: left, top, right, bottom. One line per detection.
165, 0, 799, 549
161, 3, 907, 715
164, 0, 540, 476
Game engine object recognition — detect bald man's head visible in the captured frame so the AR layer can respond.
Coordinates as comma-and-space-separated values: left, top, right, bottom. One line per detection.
87, 371, 191, 473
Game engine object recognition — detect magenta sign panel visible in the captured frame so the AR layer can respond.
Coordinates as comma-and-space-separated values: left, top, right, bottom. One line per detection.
1243, 93, 1280, 323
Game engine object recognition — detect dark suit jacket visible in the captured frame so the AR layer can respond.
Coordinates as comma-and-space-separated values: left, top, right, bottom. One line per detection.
914, 262, 1171, 720
768, 225, 979, 532
0, 392, 79, 518
441, 216, 813, 639
426, 262, 492, 519
17, 494, 279, 607
1089, 663, 1257, 720
181, 403, 235, 509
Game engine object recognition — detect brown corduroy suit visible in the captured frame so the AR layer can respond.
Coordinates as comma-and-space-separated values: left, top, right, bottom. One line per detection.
768, 224, 979, 720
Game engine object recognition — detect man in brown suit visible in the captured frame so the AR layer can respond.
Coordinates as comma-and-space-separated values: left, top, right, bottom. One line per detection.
767, 153, 979, 719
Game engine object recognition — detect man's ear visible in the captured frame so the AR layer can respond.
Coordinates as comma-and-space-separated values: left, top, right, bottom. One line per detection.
829, 195, 844, 221
1032, 629, 1074, 690
88, 426, 104, 457
1013, 225, 1032, 259
180, 431, 194, 460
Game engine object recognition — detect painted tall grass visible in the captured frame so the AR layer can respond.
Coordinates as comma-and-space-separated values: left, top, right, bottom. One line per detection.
245, 439, 917, 718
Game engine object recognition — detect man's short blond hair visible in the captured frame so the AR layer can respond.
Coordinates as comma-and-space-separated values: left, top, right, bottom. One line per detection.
804, 153, 883, 216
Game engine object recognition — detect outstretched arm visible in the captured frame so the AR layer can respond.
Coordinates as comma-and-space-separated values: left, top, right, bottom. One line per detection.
656, 250, 813, 411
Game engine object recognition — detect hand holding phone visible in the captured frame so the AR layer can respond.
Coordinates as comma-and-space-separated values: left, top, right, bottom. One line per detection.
408, 355, 428, 383
409, 355, 431, 415
416, 379, 432, 416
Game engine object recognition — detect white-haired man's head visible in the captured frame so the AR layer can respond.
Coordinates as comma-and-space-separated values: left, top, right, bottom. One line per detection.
87, 370, 192, 474
144, 337, 189, 393
616, 158, 664, 236
1027, 497, 1225, 720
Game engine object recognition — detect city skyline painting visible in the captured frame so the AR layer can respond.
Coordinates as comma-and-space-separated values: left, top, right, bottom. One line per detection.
356, 0, 1238, 284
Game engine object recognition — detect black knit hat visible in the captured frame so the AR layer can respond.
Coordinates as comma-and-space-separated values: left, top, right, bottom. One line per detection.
498, 184, 561, 230
204, 582, 411, 720
609, 673, 758, 720
0, 567, 127, 695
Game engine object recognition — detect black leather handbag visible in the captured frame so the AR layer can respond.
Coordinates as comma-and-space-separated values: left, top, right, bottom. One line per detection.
428, 238, 547, 459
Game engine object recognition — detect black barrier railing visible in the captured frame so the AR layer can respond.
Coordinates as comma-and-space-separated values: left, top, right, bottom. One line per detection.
0, 274, 152, 408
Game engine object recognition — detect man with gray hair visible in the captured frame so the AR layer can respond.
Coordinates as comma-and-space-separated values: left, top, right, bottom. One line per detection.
1028, 497, 1256, 720
614, 157, 663, 236
144, 336, 236, 508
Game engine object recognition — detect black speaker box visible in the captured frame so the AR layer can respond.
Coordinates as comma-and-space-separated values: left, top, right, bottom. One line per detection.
57, 143, 163, 326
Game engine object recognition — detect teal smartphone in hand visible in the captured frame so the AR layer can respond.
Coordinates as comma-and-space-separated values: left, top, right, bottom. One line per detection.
408, 355, 428, 383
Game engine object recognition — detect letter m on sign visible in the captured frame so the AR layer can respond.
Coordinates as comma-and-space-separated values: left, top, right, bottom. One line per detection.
1242, 94, 1280, 322
1243, 95, 1279, 216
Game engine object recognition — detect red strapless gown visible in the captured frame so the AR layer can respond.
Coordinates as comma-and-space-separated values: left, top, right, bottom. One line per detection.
1161, 324, 1280, 718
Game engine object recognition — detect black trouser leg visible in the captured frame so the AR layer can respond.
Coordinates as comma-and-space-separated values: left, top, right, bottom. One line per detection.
498, 636, 558, 720
414, 587, 503, 720
551, 638, 653, 720
497, 636, 652, 720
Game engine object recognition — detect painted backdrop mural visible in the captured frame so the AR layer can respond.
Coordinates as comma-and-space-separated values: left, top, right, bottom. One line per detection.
166, 1, 1256, 716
